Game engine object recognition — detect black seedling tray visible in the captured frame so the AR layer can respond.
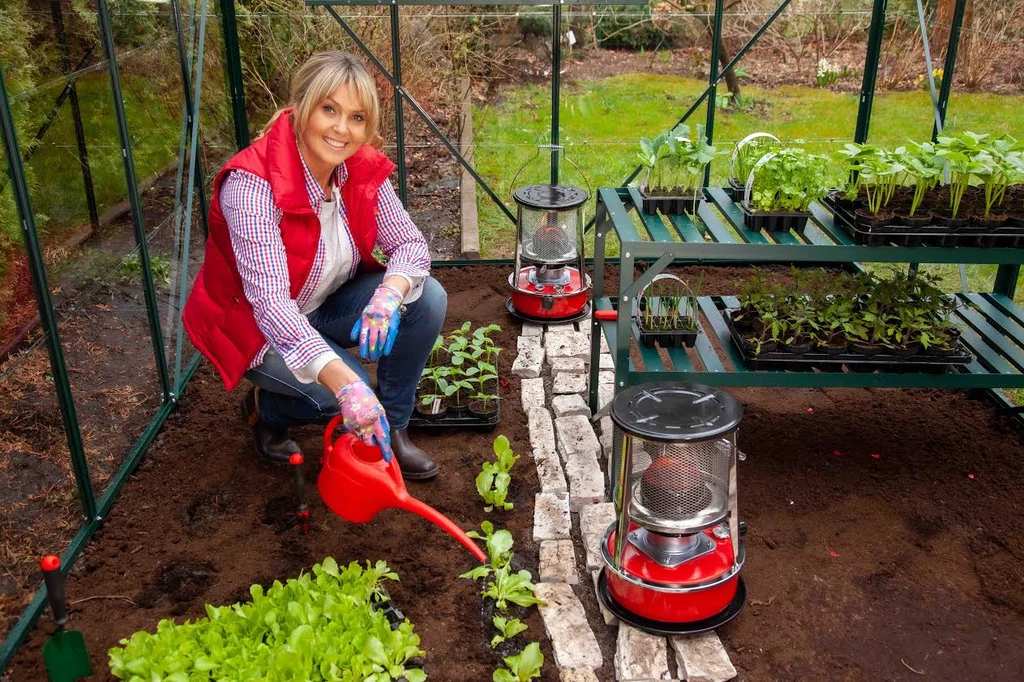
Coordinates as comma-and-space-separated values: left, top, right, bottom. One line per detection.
635, 319, 699, 348
823, 194, 1024, 248
724, 310, 972, 373
739, 201, 810, 234
638, 191, 703, 216
372, 588, 426, 679
409, 401, 500, 429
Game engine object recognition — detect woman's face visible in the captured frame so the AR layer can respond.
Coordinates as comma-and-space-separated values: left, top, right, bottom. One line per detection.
297, 82, 369, 182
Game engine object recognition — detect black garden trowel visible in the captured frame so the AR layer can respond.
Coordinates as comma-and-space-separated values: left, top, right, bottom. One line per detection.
40, 555, 92, 681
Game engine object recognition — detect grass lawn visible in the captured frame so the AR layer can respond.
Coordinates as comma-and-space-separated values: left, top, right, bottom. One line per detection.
473, 73, 1024, 259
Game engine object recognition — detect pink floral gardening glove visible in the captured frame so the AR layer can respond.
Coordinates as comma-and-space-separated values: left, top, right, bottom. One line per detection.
349, 285, 403, 362
335, 380, 393, 462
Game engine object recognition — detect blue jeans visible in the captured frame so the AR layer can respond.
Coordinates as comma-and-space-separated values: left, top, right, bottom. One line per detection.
245, 272, 447, 431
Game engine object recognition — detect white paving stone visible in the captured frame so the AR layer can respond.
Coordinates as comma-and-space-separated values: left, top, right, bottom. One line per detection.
549, 356, 586, 373
545, 331, 591, 360
539, 539, 579, 584
512, 346, 545, 378
528, 408, 557, 453
560, 669, 600, 682
535, 582, 603, 670
533, 449, 568, 495
555, 415, 602, 457
599, 420, 614, 462
564, 448, 605, 511
545, 322, 576, 334
590, 570, 618, 626
616, 624, 673, 681
517, 335, 543, 352
671, 632, 737, 682
599, 353, 614, 370
521, 322, 544, 337
552, 393, 590, 418
533, 491, 571, 541
599, 370, 615, 385
520, 377, 546, 412
579, 502, 617, 571
553, 372, 588, 395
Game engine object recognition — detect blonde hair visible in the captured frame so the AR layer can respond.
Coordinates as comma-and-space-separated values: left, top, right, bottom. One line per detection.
260, 52, 383, 148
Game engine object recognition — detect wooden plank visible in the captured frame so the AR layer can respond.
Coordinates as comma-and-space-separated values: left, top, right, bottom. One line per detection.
666, 213, 705, 243
984, 292, 1024, 331
696, 199, 761, 244
960, 294, 1024, 369
600, 188, 641, 244
954, 317, 1014, 375
707, 187, 799, 245
458, 74, 480, 258
809, 201, 854, 246
699, 200, 766, 244
955, 305, 1024, 372
626, 187, 675, 242
697, 296, 748, 371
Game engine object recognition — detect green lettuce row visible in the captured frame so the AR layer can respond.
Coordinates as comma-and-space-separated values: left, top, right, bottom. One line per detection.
108, 558, 426, 682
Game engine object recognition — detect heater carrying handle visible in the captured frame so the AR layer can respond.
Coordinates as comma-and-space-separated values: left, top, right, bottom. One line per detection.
507, 145, 592, 201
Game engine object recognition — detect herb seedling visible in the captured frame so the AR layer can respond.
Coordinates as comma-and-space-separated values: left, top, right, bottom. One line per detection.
490, 616, 529, 649
492, 642, 544, 682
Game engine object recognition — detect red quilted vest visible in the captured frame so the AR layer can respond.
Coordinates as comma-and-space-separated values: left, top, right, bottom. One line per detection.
182, 110, 395, 391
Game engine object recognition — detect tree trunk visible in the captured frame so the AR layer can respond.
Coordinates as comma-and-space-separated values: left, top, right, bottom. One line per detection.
933, 0, 975, 56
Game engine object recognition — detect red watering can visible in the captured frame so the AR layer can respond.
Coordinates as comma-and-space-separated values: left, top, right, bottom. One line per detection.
319, 416, 487, 563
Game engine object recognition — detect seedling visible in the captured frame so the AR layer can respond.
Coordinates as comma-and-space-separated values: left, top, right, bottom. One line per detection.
492, 642, 544, 682
490, 616, 528, 649
483, 566, 546, 611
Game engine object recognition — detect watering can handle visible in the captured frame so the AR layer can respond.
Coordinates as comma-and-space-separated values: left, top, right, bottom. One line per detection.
324, 414, 405, 487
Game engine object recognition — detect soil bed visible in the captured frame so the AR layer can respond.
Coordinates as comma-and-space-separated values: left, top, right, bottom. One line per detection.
6, 264, 1024, 682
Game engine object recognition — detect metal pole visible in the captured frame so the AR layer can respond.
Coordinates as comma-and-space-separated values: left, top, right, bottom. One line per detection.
618, 0, 793, 189
390, 3, 408, 205
933, 0, 968, 140
51, 1, 99, 231
0, 65, 96, 521
218, 0, 249, 149
854, 0, 888, 144
704, 0, 725, 188
96, 0, 172, 402
550, 3, 561, 185
323, 6, 517, 224
174, 0, 210, 391
171, 0, 210, 234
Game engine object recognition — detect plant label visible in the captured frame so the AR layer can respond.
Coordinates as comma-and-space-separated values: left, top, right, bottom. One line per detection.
431, 398, 442, 415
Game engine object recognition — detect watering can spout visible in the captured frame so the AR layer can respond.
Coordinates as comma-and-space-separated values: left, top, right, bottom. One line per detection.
319, 417, 487, 563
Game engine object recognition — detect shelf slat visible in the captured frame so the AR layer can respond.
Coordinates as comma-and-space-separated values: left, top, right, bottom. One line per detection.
627, 187, 674, 242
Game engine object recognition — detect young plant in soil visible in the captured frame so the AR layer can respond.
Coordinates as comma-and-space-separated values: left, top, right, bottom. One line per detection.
492, 642, 544, 682
490, 616, 529, 648
108, 558, 426, 681
748, 147, 833, 214
476, 435, 520, 511
638, 122, 720, 214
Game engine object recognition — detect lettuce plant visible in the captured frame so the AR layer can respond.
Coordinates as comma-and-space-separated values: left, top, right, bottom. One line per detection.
490, 616, 529, 648
476, 435, 520, 512
108, 558, 425, 681
492, 642, 544, 682
483, 566, 546, 611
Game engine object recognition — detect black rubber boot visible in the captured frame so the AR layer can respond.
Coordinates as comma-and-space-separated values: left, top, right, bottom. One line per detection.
240, 387, 302, 465
391, 428, 439, 480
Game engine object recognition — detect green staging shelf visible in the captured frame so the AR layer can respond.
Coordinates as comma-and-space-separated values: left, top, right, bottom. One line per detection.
587, 188, 1024, 410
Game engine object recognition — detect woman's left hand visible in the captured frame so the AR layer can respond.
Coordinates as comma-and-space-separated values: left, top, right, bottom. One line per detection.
350, 285, 403, 361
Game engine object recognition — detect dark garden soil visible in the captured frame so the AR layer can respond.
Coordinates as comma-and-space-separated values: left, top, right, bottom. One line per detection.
3, 264, 1024, 681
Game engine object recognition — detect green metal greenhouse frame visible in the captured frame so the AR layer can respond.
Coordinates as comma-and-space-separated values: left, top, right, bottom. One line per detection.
0, 0, 988, 669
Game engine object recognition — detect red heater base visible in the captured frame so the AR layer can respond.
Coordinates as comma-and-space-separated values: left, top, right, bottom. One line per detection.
507, 268, 590, 321
599, 524, 745, 634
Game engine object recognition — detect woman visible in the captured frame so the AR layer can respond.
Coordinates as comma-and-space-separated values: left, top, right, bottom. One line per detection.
183, 52, 445, 480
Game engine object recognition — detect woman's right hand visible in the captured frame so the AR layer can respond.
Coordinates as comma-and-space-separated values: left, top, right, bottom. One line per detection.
334, 380, 393, 462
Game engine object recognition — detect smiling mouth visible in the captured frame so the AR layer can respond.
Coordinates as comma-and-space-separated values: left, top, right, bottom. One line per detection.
323, 137, 348, 150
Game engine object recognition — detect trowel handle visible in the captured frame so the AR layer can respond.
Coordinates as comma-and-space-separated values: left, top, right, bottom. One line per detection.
40, 555, 68, 627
